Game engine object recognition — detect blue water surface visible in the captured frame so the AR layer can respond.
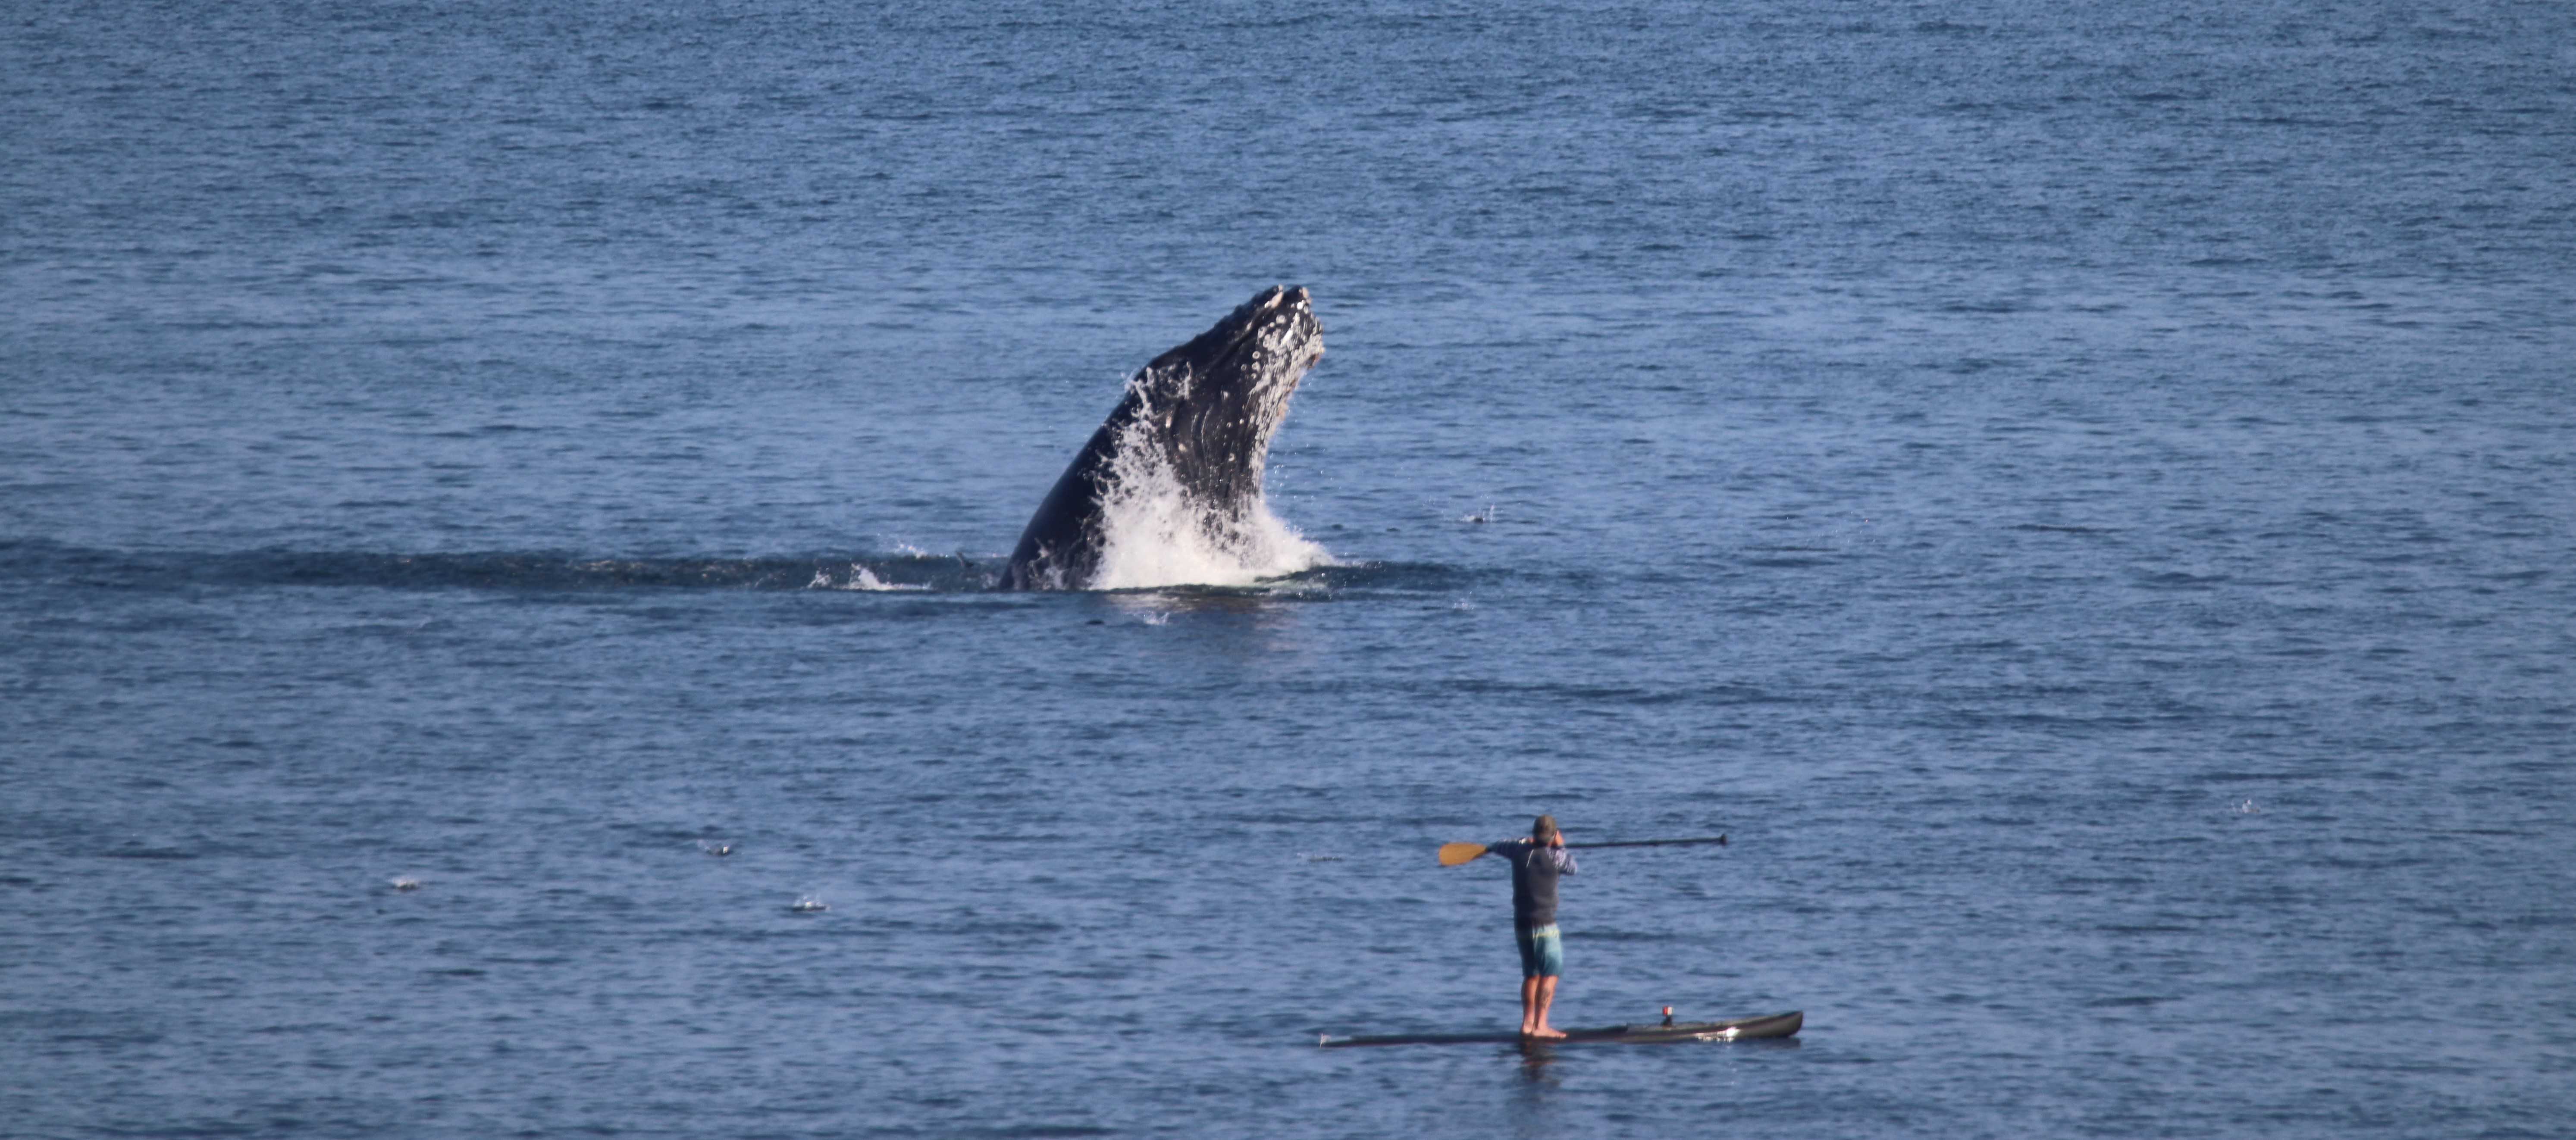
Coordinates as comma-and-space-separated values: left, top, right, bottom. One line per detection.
5, 1, 2572, 1137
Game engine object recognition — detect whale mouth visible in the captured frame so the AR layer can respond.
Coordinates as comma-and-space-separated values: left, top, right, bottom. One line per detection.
1002, 286, 1330, 591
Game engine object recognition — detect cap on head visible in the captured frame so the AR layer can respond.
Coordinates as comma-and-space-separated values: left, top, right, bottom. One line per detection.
1532, 814, 1558, 842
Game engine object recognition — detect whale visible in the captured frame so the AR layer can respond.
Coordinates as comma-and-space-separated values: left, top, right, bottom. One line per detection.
1001, 286, 1325, 591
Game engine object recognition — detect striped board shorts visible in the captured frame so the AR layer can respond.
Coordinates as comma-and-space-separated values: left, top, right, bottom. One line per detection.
1515, 923, 1564, 978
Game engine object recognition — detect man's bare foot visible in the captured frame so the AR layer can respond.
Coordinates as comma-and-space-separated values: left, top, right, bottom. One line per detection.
1524, 1025, 1567, 1040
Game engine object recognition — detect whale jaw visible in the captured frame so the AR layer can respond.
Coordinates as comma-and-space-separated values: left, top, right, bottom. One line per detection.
1002, 286, 1326, 591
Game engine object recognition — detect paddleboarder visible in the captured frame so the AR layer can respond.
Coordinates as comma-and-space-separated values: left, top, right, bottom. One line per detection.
1469, 814, 1577, 1039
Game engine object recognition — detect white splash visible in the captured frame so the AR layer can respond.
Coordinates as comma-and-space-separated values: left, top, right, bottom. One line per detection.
1084, 387, 1331, 590
809, 563, 928, 591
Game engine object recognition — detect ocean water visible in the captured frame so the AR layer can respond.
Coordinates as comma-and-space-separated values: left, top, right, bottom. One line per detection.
5, 1, 2573, 1137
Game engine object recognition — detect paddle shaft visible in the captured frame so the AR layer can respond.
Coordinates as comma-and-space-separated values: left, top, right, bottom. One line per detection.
1564, 835, 1727, 850
1438, 833, 1726, 865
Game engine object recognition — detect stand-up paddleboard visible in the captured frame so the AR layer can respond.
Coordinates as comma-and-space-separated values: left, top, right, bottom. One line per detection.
1319, 1009, 1800, 1048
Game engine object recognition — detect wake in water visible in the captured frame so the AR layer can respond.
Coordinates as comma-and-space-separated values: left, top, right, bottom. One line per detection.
0, 541, 1413, 597
0, 540, 1498, 602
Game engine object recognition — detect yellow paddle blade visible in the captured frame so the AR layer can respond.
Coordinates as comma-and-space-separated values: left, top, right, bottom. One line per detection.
1437, 841, 1488, 867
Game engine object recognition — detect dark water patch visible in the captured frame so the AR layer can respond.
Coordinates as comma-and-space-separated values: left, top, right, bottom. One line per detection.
2133, 570, 2228, 590
950, 1125, 1117, 1138
935, 920, 1065, 939
98, 847, 198, 861
1445, 678, 1788, 706
1915, 709, 2155, 732
2306, 854, 2432, 872
47, 1030, 169, 1047
246, 1022, 339, 1036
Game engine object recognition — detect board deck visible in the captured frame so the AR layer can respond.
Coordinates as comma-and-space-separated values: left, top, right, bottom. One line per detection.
1319, 1009, 1801, 1048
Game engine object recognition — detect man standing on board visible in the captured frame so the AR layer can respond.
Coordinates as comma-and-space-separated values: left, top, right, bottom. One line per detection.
1471, 814, 1577, 1039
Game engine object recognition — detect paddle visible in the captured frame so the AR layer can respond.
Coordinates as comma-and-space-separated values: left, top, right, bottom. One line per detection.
1437, 835, 1727, 866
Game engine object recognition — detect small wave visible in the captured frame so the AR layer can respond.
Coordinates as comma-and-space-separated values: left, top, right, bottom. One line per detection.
807, 563, 931, 592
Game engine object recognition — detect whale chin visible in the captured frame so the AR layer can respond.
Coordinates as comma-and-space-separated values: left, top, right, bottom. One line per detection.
1001, 286, 1326, 592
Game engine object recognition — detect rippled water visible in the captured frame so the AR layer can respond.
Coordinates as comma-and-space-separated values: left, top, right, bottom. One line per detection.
6, 1, 2573, 1137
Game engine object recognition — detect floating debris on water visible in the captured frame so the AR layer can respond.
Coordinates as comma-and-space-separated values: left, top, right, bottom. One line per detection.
699, 841, 733, 856
789, 895, 828, 913
391, 877, 423, 892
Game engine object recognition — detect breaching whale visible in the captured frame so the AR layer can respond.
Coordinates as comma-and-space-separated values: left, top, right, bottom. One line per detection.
1001, 286, 1326, 591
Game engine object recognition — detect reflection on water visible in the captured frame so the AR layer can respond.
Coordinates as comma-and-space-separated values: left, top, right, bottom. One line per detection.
1514, 1040, 1562, 1080
1507, 1043, 1564, 1140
